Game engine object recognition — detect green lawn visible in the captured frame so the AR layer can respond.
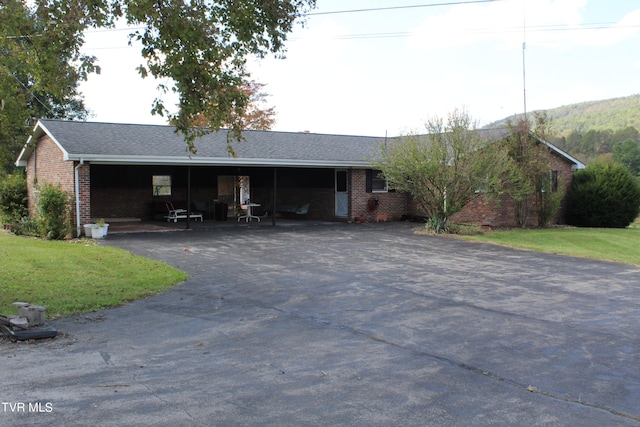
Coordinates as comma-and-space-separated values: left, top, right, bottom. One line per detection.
460, 227, 640, 267
0, 232, 188, 318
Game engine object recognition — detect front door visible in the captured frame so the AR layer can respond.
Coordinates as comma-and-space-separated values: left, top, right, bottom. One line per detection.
335, 169, 348, 218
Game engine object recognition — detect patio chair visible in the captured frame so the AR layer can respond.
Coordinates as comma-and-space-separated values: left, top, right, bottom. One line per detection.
165, 202, 203, 222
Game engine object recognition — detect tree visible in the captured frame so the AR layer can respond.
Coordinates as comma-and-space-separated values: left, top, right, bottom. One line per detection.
177, 80, 276, 131
612, 139, 640, 176
566, 161, 640, 228
0, 173, 28, 222
125, 0, 313, 151
1, 1, 315, 161
374, 109, 512, 231
0, 1, 96, 173
504, 117, 564, 227
612, 127, 640, 145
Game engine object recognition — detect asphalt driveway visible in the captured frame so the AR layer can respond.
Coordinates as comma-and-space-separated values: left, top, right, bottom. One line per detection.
2, 222, 640, 426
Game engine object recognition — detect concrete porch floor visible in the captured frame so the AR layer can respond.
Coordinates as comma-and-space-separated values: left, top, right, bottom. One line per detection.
106, 217, 340, 234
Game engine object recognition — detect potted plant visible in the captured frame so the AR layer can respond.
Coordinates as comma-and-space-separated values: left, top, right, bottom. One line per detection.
90, 218, 109, 239
83, 223, 95, 237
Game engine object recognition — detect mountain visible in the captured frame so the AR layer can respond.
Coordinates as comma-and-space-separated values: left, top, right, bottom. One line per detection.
486, 94, 640, 136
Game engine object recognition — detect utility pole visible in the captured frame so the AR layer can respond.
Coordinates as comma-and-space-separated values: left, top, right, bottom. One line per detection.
522, 0, 527, 122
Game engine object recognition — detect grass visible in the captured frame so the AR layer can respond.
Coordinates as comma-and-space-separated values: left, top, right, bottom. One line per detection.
459, 226, 640, 267
0, 231, 188, 318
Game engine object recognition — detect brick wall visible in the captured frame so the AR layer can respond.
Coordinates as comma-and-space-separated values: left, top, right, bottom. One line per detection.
25, 136, 91, 235
23, 141, 577, 229
77, 163, 91, 227
442, 152, 576, 228
350, 169, 408, 222
451, 194, 519, 227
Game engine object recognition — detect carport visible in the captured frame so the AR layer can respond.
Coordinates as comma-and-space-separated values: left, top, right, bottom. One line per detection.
89, 164, 338, 227
16, 120, 396, 235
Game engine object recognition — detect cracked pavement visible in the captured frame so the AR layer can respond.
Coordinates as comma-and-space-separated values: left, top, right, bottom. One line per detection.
1, 222, 640, 426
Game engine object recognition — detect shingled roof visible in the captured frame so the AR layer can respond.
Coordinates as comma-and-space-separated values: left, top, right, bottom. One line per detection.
16, 119, 585, 170
16, 119, 388, 168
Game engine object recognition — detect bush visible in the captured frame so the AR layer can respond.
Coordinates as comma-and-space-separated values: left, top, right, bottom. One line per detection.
37, 184, 71, 239
566, 161, 640, 228
0, 173, 28, 222
12, 216, 42, 237
537, 174, 564, 227
425, 216, 448, 233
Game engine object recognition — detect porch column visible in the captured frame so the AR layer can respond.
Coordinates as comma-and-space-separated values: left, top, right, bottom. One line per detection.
76, 161, 91, 235
186, 166, 192, 229
272, 167, 277, 226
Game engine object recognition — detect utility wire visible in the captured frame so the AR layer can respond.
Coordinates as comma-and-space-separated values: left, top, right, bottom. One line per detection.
308, 0, 503, 16
79, 21, 639, 49
296, 22, 640, 41
11, 73, 55, 115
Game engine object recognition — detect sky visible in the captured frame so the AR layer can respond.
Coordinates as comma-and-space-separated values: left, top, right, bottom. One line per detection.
78, 0, 640, 137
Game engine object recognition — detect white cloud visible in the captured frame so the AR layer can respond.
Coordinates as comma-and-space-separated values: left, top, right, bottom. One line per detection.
405, 0, 640, 51
406, 1, 521, 51
577, 8, 640, 47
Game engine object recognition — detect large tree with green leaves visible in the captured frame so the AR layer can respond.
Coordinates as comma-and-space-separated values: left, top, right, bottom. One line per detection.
612, 139, 640, 176
0, 0, 97, 173
374, 109, 513, 231
1, 0, 315, 168
503, 114, 565, 227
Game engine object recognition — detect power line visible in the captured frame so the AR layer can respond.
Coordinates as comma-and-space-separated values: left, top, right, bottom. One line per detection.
11, 73, 54, 115
295, 22, 640, 42
308, 0, 503, 16
79, 21, 639, 49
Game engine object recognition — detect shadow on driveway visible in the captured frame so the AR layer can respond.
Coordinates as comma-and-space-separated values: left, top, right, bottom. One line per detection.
2, 223, 640, 426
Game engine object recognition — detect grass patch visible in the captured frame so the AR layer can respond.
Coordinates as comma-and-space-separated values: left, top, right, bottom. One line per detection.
0, 232, 188, 318
460, 227, 640, 267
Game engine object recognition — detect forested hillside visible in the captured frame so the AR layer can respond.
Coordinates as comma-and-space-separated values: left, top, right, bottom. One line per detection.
488, 94, 640, 136
486, 94, 640, 175
538, 94, 640, 135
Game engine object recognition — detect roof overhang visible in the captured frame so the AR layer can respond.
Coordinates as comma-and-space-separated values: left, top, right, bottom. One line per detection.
16, 119, 378, 169
536, 136, 586, 170
68, 154, 372, 169
15, 121, 70, 167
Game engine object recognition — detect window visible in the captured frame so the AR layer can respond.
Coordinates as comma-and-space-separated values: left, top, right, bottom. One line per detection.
551, 170, 559, 192
152, 175, 172, 196
366, 169, 388, 193
541, 170, 559, 193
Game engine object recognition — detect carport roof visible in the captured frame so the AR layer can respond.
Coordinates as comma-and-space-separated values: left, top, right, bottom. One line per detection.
16, 119, 388, 168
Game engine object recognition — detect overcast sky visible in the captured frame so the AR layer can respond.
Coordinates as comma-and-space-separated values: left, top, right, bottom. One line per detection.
79, 0, 640, 136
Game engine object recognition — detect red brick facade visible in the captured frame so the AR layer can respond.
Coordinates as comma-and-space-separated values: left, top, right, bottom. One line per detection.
22, 132, 579, 232
24, 135, 92, 236
349, 169, 407, 222
427, 151, 576, 228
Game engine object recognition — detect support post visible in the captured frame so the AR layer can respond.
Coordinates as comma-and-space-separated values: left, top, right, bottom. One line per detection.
186, 166, 191, 229
272, 168, 277, 226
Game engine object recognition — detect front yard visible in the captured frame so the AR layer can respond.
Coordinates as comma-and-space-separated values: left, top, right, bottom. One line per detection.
0, 232, 188, 318
461, 226, 640, 267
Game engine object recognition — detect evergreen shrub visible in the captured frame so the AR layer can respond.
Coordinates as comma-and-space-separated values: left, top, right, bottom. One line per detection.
566, 162, 640, 228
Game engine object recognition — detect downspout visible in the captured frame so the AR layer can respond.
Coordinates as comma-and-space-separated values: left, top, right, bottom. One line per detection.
75, 159, 84, 237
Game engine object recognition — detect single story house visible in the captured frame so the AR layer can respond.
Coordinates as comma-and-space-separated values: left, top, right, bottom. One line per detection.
15, 119, 585, 236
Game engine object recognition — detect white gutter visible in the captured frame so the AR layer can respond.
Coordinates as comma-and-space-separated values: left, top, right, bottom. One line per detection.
63, 154, 373, 168
74, 159, 84, 237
